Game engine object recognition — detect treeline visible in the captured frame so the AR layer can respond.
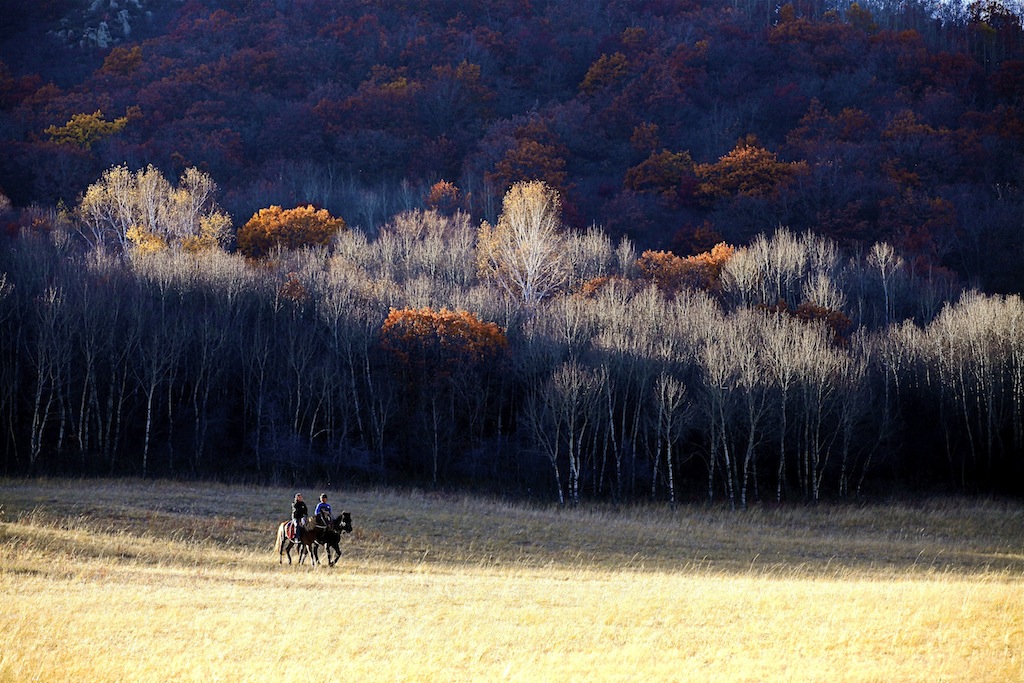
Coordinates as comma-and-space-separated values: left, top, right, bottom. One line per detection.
2, 201, 1022, 503
4, 0, 1024, 291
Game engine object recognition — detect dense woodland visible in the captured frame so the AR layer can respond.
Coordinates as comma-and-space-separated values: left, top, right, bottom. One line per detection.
1, 0, 1024, 502
2, 178, 1023, 503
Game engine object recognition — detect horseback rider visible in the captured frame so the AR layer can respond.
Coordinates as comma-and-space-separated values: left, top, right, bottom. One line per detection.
291, 493, 308, 540
314, 493, 332, 527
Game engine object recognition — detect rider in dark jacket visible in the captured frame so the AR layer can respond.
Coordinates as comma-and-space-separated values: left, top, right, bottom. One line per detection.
291, 493, 308, 539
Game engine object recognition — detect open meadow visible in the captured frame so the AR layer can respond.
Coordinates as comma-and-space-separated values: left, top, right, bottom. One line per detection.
0, 479, 1022, 682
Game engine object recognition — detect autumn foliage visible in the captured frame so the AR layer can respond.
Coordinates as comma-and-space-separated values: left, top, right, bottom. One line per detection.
424, 180, 465, 215
637, 242, 736, 293
237, 205, 347, 258
76, 164, 230, 253
44, 109, 135, 150
695, 136, 808, 201
579, 52, 629, 95
4, 0, 1024, 288
8, 0, 1024, 501
380, 307, 508, 377
379, 306, 509, 483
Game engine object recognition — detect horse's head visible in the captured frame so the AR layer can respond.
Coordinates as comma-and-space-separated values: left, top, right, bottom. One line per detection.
336, 511, 353, 534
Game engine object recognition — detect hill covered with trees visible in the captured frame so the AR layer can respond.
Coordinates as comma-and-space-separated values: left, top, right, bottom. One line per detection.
3, 0, 1024, 289
2, 0, 1024, 502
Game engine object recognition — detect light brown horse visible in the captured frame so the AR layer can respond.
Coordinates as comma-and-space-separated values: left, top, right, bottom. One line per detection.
275, 520, 320, 565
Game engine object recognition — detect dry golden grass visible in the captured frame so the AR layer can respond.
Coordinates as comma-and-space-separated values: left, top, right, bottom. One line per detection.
1, 479, 1022, 682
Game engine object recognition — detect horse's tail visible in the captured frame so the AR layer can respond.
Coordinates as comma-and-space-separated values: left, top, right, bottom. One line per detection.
275, 523, 285, 554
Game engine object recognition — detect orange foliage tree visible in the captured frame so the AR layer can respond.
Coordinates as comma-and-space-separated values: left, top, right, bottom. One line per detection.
424, 180, 465, 215
636, 242, 735, 293
99, 45, 143, 76
237, 205, 347, 258
630, 122, 661, 155
380, 307, 508, 376
695, 135, 808, 201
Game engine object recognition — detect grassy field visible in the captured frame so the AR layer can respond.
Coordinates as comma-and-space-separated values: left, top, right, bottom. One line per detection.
0, 479, 1022, 682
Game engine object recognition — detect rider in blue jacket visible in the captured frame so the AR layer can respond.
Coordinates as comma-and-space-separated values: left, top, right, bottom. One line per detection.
314, 493, 332, 526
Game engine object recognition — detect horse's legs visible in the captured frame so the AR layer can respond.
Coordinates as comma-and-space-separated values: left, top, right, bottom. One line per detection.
297, 537, 316, 566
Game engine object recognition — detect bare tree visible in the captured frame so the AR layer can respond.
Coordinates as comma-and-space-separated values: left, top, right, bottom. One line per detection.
698, 324, 740, 507
67, 261, 122, 467
868, 242, 903, 327
526, 361, 603, 506
914, 291, 1024, 487
378, 209, 476, 288
566, 224, 616, 288
28, 286, 72, 469
742, 228, 808, 308
652, 371, 690, 507
133, 295, 181, 477
240, 297, 276, 473
732, 311, 773, 508
792, 321, 850, 502
185, 287, 233, 472
477, 180, 569, 307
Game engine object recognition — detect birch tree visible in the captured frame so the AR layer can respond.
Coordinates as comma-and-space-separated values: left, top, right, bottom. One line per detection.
28, 286, 72, 469
868, 241, 903, 327
77, 164, 230, 252
652, 372, 690, 507
477, 180, 568, 307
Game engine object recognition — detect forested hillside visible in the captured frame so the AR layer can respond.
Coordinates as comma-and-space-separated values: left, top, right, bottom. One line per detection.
1, 0, 1024, 502
3, 0, 1024, 288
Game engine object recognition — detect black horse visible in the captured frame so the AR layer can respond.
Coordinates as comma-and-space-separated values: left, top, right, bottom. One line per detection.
314, 511, 353, 567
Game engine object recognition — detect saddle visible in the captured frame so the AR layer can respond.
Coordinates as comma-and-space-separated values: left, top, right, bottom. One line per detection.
286, 519, 315, 541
